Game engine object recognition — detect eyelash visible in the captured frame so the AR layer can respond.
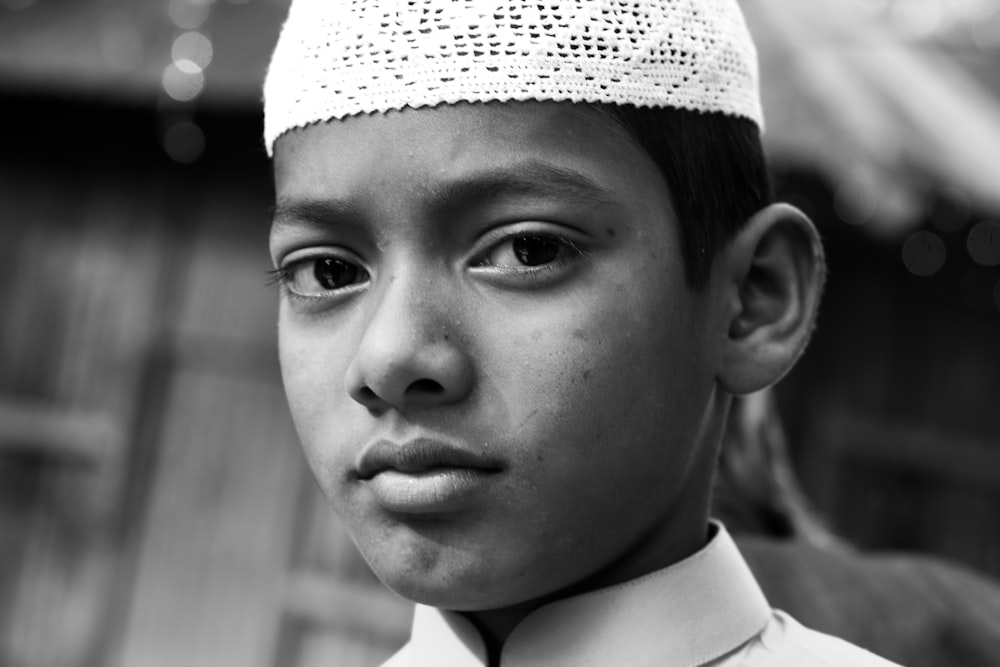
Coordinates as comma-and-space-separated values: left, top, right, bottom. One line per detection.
265, 267, 287, 287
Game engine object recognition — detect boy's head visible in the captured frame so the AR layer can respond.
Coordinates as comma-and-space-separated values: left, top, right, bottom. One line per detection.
265, 0, 824, 623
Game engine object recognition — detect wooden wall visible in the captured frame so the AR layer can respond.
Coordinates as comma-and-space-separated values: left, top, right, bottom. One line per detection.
0, 94, 410, 667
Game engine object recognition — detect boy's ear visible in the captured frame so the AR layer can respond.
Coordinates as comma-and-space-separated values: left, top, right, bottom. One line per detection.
717, 203, 825, 396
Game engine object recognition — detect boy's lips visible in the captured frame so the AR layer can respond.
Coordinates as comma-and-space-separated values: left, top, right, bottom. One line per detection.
354, 438, 503, 479
354, 438, 504, 514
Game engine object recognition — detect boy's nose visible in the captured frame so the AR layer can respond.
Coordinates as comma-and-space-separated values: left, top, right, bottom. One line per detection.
344, 274, 474, 412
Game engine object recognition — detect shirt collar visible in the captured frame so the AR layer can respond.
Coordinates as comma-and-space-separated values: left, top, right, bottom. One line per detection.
401, 522, 771, 667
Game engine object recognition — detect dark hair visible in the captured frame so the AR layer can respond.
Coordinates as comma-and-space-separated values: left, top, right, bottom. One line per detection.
596, 104, 773, 288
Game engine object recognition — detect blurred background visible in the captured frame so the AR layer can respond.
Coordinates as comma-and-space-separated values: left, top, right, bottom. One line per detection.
1, 0, 999, 666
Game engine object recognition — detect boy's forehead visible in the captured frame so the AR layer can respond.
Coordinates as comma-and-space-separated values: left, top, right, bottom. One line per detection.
272, 102, 654, 203
274, 101, 631, 167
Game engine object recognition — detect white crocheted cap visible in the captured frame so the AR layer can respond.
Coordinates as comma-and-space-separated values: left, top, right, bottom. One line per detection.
263, 0, 762, 155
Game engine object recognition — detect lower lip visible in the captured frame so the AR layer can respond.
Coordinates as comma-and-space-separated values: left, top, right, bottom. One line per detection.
365, 468, 495, 514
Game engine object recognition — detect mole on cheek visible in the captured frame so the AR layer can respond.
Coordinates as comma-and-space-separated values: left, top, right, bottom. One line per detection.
605, 227, 616, 238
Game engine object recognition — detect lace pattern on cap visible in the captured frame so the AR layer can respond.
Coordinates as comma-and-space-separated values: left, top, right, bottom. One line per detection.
264, 0, 762, 154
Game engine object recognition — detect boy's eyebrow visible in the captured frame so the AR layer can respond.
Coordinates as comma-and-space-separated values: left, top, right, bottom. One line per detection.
271, 161, 618, 231
272, 197, 362, 231
423, 161, 619, 212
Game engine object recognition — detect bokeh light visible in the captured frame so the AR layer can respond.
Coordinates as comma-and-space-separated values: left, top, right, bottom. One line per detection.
834, 179, 879, 226
162, 120, 205, 163
172, 31, 213, 70
902, 230, 947, 276
967, 220, 1000, 267
162, 59, 205, 102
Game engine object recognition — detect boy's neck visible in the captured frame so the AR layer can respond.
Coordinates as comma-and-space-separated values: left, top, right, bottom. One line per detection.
458, 507, 711, 665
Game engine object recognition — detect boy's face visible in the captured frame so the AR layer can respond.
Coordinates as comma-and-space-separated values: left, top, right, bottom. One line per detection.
270, 102, 725, 611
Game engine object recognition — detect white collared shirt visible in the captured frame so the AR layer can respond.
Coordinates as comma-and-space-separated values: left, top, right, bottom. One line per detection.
383, 524, 903, 666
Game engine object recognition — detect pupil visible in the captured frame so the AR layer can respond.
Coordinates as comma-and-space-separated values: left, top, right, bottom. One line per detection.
513, 236, 560, 266
314, 258, 360, 289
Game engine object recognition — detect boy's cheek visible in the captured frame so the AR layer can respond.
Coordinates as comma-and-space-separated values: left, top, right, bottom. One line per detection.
278, 330, 356, 484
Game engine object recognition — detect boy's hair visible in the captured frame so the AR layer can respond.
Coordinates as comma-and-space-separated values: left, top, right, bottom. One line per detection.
598, 105, 774, 288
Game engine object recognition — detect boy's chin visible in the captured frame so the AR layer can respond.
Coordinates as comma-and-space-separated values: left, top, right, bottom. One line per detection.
369, 555, 531, 611
358, 535, 553, 612
381, 577, 512, 611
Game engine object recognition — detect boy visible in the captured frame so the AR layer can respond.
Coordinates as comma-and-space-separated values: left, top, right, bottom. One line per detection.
264, 0, 903, 664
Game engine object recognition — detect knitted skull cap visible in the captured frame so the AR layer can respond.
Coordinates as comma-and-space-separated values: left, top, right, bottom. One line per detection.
263, 0, 762, 155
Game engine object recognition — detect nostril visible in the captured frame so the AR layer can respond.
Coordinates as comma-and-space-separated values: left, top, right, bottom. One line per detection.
357, 386, 380, 402
408, 378, 445, 395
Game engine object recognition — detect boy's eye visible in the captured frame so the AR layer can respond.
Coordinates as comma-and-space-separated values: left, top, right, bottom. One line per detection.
479, 234, 572, 268
279, 256, 369, 296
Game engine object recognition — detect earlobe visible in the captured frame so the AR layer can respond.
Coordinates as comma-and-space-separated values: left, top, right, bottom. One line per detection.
717, 203, 825, 396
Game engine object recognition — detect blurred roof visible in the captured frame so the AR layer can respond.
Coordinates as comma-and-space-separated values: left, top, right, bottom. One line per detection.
743, 0, 1000, 230
2, 0, 999, 225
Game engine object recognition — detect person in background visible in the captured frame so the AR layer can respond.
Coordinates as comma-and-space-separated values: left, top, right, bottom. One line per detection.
717, 390, 1000, 667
